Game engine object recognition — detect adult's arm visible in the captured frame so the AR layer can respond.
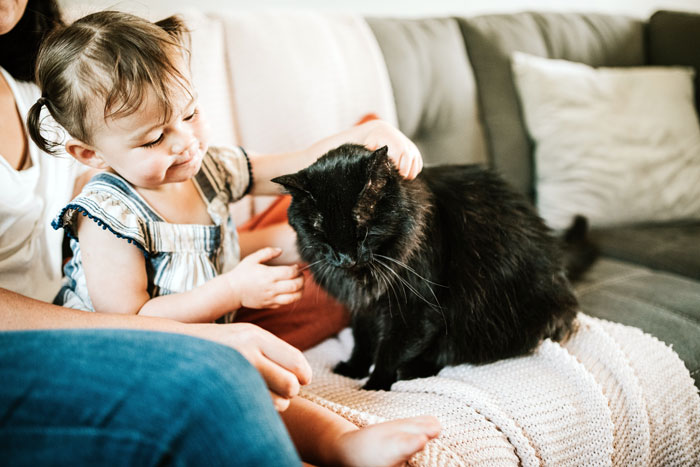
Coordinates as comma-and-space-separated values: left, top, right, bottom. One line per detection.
0, 287, 311, 411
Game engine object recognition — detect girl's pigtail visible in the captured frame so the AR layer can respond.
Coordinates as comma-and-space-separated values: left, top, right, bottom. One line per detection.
155, 15, 190, 49
27, 97, 60, 155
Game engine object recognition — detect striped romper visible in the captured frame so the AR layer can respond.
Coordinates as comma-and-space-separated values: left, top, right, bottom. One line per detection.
52, 146, 252, 319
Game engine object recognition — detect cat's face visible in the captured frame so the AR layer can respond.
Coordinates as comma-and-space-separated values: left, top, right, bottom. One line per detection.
272, 144, 411, 300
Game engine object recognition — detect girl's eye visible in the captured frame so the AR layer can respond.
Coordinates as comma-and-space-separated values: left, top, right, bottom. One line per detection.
142, 134, 164, 148
184, 108, 199, 121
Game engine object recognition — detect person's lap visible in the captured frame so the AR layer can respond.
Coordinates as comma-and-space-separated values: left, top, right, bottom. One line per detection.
0, 329, 300, 466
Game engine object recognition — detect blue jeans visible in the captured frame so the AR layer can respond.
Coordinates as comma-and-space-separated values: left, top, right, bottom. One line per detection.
0, 329, 301, 466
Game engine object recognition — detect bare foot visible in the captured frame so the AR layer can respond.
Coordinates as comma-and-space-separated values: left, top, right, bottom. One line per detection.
333, 415, 441, 467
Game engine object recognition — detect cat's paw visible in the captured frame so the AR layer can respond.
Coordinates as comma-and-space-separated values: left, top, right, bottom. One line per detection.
333, 361, 370, 379
362, 373, 394, 391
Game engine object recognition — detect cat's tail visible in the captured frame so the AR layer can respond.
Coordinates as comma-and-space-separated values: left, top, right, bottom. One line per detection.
561, 215, 599, 282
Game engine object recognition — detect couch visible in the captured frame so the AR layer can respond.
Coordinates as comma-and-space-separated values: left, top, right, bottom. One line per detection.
118, 6, 700, 464
178, 6, 700, 381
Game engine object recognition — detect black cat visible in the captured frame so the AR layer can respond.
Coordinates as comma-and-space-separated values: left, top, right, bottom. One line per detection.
272, 144, 586, 391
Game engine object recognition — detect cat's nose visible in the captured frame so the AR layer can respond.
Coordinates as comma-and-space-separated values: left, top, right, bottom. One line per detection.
332, 252, 356, 269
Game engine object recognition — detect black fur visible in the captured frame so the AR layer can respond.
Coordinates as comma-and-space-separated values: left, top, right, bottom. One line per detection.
273, 144, 581, 390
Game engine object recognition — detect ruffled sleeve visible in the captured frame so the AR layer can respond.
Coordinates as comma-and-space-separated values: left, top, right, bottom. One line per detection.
198, 146, 253, 204
51, 173, 154, 254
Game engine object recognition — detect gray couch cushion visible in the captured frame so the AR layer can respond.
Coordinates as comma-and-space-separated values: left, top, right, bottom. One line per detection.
648, 10, 700, 115
366, 17, 487, 166
591, 222, 700, 281
575, 259, 700, 388
456, 12, 645, 198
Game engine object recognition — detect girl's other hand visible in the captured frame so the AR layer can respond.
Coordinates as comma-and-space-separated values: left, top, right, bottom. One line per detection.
226, 247, 304, 309
361, 120, 423, 180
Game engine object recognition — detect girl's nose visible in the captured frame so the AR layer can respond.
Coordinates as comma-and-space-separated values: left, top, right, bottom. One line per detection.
169, 120, 198, 155
171, 138, 197, 156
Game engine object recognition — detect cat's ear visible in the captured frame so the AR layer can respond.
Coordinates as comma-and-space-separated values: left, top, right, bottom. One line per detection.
373, 145, 389, 159
271, 173, 314, 200
370, 145, 394, 176
354, 146, 394, 226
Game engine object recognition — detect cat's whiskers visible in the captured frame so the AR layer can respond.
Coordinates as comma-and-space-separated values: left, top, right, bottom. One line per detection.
381, 263, 405, 311
368, 262, 394, 318
374, 255, 445, 311
317, 261, 333, 289
374, 254, 449, 330
299, 259, 325, 272
375, 254, 447, 288
374, 258, 449, 332
371, 257, 407, 305
313, 261, 330, 305
374, 258, 443, 312
303, 257, 332, 305
371, 260, 408, 325
369, 261, 405, 319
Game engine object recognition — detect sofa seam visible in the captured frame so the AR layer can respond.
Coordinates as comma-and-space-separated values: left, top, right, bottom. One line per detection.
575, 269, 651, 296
589, 289, 700, 328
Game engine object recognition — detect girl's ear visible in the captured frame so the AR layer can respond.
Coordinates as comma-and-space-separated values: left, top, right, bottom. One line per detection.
65, 139, 109, 169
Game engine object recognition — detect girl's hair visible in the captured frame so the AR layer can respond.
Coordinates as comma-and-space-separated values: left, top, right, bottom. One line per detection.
0, 0, 64, 82
27, 11, 191, 155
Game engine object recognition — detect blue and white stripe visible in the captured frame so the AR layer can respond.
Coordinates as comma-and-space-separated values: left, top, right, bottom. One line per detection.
53, 146, 251, 315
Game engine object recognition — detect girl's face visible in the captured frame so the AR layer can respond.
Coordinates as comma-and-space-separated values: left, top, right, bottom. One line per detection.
86, 86, 210, 190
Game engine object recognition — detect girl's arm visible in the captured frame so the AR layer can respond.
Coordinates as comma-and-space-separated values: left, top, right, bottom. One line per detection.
238, 223, 300, 265
247, 119, 423, 196
77, 214, 222, 322
78, 216, 302, 323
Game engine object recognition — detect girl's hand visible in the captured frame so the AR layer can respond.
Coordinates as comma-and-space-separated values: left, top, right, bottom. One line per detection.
361, 120, 423, 180
226, 247, 304, 309
188, 321, 312, 411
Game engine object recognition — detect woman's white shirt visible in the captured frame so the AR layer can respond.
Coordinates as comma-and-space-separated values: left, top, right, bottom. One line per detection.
0, 67, 83, 302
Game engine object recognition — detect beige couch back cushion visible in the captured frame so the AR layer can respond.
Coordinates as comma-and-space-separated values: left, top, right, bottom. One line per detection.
185, 10, 398, 219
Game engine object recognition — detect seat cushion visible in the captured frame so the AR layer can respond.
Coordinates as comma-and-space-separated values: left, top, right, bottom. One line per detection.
591, 222, 700, 281
575, 259, 700, 388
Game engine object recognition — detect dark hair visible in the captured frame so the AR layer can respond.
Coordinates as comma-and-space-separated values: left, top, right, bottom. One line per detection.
0, 0, 64, 82
27, 11, 191, 154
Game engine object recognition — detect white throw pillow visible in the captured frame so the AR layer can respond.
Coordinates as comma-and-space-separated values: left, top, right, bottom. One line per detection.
511, 52, 700, 229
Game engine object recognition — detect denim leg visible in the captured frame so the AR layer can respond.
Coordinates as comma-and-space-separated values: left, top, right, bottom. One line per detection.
0, 329, 301, 466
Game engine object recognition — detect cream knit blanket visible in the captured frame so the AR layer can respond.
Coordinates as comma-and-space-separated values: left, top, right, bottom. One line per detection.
302, 314, 700, 466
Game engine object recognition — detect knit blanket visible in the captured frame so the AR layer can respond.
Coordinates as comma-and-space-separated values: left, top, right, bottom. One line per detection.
302, 314, 700, 466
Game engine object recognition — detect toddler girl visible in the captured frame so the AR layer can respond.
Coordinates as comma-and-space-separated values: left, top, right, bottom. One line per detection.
28, 10, 439, 466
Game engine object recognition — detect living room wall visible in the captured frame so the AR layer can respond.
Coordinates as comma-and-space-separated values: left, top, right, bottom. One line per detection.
58, 0, 700, 19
